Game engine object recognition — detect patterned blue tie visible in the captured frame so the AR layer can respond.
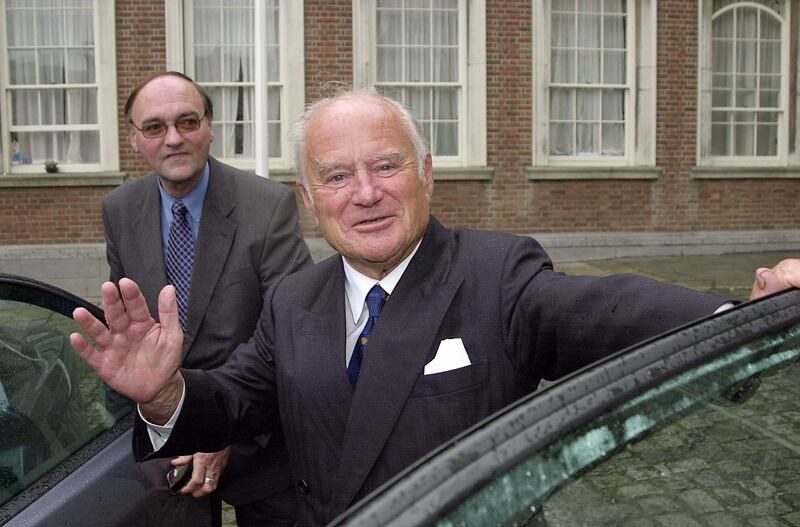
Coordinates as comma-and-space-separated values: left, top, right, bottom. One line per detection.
347, 285, 387, 388
166, 200, 194, 331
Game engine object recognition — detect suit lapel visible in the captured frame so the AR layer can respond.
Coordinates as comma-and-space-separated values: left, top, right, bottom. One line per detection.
131, 175, 168, 312
331, 218, 463, 511
291, 259, 353, 428
185, 162, 237, 352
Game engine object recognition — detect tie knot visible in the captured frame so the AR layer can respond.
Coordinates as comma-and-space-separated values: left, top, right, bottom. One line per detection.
366, 285, 387, 317
172, 200, 188, 218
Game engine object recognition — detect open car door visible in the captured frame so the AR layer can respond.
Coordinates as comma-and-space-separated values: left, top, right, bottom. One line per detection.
334, 288, 800, 526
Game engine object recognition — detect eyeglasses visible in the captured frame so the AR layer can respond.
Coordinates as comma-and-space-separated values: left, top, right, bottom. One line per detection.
130, 112, 207, 139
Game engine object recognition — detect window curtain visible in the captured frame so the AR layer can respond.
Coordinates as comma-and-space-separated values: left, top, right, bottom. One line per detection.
549, 0, 626, 156
376, 0, 459, 156
193, 1, 254, 159
6, 1, 97, 165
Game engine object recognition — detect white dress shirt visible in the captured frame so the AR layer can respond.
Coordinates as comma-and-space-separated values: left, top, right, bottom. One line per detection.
342, 241, 420, 366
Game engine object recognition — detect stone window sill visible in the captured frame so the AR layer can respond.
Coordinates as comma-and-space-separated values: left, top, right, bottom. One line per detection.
692, 166, 800, 179
527, 166, 661, 180
0, 172, 127, 188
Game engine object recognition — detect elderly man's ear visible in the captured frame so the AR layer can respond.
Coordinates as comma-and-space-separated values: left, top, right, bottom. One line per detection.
422, 153, 434, 199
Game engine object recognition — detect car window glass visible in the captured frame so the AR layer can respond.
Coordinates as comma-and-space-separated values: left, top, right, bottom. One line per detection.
0, 298, 132, 507
441, 321, 800, 526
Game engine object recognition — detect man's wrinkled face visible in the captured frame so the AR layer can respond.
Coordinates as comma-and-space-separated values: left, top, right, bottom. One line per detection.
128, 76, 214, 198
298, 97, 433, 279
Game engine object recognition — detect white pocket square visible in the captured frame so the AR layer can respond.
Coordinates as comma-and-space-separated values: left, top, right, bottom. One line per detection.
424, 338, 471, 375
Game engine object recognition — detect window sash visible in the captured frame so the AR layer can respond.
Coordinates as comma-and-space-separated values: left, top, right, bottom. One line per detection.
548, 0, 631, 159
709, 4, 784, 159
186, 0, 283, 163
372, 0, 466, 161
2, 0, 106, 169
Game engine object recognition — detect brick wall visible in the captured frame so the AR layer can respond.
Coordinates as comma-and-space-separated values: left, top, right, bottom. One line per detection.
116, 0, 168, 178
304, 0, 354, 99
3, 0, 798, 247
0, 187, 108, 244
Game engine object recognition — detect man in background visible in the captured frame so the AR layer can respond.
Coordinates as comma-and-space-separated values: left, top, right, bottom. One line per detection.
102, 71, 311, 525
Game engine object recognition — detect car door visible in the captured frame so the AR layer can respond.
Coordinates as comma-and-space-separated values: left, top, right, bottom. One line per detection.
333, 288, 800, 526
0, 274, 211, 526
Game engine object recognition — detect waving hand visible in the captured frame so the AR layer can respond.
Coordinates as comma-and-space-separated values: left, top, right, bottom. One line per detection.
70, 278, 185, 422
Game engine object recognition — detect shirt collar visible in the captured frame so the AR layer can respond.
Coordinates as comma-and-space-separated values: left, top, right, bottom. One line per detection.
343, 239, 422, 324
157, 162, 210, 224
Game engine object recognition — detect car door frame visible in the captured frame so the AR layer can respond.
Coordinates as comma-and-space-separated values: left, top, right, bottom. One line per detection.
0, 274, 211, 526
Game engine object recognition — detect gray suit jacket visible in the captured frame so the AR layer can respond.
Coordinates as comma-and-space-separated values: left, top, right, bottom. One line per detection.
104, 157, 312, 505
135, 216, 726, 525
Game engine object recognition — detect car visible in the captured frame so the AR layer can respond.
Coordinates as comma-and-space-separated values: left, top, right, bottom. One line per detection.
0, 273, 211, 526
333, 287, 800, 526
5, 273, 800, 526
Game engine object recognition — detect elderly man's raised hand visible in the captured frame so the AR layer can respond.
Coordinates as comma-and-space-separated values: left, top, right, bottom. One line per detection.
70, 278, 185, 419
750, 259, 800, 300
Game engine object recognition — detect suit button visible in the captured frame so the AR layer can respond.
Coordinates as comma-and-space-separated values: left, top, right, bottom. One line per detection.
298, 479, 309, 495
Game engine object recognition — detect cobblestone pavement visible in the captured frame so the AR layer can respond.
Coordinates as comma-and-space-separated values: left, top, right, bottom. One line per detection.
554, 251, 799, 302
220, 251, 799, 526
542, 360, 800, 526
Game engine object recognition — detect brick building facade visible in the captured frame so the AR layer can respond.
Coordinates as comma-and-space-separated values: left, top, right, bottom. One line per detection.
1, 0, 798, 254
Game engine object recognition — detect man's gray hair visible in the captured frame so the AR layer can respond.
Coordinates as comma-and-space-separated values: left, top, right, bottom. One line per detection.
288, 85, 430, 189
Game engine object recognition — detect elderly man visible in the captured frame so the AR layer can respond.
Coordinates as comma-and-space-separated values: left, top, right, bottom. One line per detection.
71, 89, 800, 526
102, 71, 311, 525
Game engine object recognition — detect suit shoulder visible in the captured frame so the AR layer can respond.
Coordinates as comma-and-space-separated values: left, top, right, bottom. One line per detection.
102, 173, 155, 208
273, 256, 339, 302
211, 158, 293, 194
220, 166, 294, 203
453, 227, 543, 257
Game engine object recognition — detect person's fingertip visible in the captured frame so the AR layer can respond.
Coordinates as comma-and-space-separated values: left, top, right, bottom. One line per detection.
756, 268, 770, 290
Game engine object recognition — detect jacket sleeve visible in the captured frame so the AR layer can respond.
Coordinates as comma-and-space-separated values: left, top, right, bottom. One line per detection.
501, 236, 732, 382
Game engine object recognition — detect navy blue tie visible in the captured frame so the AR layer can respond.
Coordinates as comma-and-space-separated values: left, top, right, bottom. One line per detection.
166, 200, 194, 331
347, 285, 387, 388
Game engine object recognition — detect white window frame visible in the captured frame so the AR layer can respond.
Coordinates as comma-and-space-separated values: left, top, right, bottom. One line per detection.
697, 0, 795, 167
0, 0, 119, 175
352, 0, 487, 169
532, 0, 657, 169
165, 0, 305, 175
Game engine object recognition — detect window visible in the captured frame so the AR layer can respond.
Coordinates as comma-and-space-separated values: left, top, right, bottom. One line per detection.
0, 280, 131, 507
698, 0, 798, 166
0, 0, 118, 174
533, 0, 657, 168
353, 0, 487, 170
166, 0, 304, 174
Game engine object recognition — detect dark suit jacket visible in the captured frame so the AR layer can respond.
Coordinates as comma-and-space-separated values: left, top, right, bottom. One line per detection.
104, 157, 312, 505
134, 216, 726, 525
